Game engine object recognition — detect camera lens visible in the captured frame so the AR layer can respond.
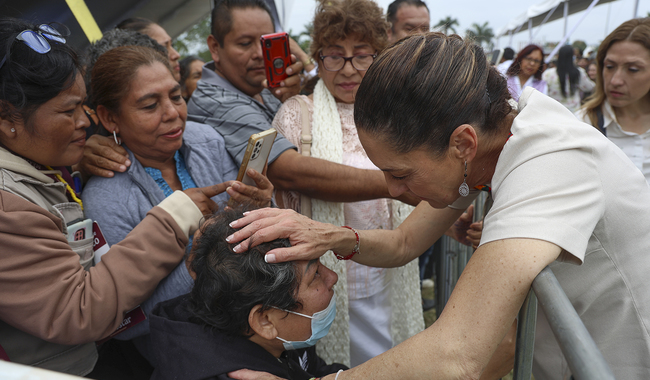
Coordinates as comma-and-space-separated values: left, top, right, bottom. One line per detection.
265, 40, 272, 48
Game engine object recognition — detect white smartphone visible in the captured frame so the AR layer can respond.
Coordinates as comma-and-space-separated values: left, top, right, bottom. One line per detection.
236, 128, 277, 186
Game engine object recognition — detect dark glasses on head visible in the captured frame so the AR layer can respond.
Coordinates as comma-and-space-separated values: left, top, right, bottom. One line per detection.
0, 24, 67, 70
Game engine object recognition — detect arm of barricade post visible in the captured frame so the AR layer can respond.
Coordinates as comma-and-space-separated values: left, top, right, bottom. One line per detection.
529, 266, 615, 380
513, 288, 537, 380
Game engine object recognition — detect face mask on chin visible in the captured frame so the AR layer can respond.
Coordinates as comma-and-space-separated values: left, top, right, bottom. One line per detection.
275, 294, 337, 351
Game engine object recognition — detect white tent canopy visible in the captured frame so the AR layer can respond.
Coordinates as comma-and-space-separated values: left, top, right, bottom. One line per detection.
496, 0, 620, 38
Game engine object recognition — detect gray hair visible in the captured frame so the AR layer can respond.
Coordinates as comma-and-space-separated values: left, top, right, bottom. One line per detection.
83, 28, 168, 99
189, 206, 301, 336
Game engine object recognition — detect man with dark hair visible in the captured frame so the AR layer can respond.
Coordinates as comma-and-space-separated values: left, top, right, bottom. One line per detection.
188, 0, 415, 207
386, 0, 430, 44
148, 207, 347, 380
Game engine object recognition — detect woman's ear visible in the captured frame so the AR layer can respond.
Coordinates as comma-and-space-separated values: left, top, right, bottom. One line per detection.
0, 116, 19, 141
248, 305, 280, 340
450, 124, 478, 162
95, 105, 119, 134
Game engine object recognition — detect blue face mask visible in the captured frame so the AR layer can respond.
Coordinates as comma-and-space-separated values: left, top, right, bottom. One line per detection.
275, 295, 337, 350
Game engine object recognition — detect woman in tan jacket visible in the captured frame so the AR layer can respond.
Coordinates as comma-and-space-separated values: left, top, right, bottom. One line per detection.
0, 17, 220, 376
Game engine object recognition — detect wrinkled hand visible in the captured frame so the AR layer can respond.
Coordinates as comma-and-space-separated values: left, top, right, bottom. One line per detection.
183, 182, 232, 216
467, 220, 483, 249
262, 54, 303, 103
73, 134, 130, 181
288, 37, 314, 72
228, 369, 285, 380
227, 169, 273, 208
226, 208, 335, 263
445, 204, 482, 247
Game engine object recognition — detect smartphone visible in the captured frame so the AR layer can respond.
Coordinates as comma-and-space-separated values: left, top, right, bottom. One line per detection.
236, 128, 277, 186
260, 32, 291, 88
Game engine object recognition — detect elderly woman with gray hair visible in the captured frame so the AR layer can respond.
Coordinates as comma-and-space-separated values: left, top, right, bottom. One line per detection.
148, 207, 347, 380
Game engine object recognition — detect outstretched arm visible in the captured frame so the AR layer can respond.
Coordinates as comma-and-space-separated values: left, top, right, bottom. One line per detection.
228, 201, 465, 266
267, 149, 420, 205
229, 239, 558, 380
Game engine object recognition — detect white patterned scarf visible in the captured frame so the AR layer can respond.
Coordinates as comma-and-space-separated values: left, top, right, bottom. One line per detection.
310, 79, 423, 366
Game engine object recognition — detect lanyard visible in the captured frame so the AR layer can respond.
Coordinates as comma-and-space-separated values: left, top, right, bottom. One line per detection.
46, 166, 83, 210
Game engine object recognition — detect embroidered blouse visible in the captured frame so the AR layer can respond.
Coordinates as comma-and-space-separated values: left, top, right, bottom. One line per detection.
144, 151, 198, 197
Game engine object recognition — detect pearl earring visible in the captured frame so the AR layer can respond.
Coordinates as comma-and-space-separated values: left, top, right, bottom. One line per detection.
10, 128, 15, 133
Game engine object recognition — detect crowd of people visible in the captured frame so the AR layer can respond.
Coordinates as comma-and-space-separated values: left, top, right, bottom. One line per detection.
0, 0, 649, 379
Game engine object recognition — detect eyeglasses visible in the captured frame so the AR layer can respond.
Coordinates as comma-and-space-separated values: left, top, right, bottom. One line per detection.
523, 57, 542, 65
0, 24, 67, 70
319, 52, 377, 72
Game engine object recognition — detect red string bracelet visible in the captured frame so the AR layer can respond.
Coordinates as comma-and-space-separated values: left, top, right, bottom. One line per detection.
333, 226, 360, 260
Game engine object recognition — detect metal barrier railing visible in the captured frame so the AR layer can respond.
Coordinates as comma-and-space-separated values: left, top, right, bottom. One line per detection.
513, 289, 537, 379
433, 192, 615, 380
514, 267, 616, 380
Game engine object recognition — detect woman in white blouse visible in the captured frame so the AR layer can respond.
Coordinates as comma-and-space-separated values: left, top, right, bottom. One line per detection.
543, 45, 595, 113
577, 18, 650, 184
505, 44, 547, 101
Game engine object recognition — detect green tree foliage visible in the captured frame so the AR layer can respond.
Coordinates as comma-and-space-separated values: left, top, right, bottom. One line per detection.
434, 16, 459, 35
288, 22, 313, 54
173, 13, 212, 62
466, 22, 494, 49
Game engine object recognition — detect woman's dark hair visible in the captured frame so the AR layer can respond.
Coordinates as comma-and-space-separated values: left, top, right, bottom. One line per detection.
211, 0, 275, 46
556, 44, 580, 98
310, 0, 389, 64
189, 206, 300, 336
116, 17, 155, 34
0, 17, 80, 128
506, 44, 545, 80
180, 56, 203, 84
90, 45, 171, 113
355, 32, 512, 156
583, 17, 650, 127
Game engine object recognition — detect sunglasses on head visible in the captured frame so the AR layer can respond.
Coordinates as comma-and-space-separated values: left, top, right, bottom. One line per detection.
0, 24, 67, 70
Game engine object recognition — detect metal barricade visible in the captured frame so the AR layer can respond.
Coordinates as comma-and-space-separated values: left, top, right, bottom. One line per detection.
434, 191, 488, 313
433, 192, 615, 380
512, 267, 615, 380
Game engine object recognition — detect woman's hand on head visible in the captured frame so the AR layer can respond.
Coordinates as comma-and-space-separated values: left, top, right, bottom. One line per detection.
225, 208, 336, 263
263, 54, 303, 103
183, 182, 232, 216
226, 169, 273, 208
228, 369, 285, 380
72, 134, 130, 181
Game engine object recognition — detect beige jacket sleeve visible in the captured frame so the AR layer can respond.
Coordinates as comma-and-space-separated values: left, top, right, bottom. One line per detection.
0, 190, 201, 345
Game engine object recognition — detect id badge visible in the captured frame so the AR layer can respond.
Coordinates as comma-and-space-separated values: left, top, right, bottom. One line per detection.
92, 221, 110, 264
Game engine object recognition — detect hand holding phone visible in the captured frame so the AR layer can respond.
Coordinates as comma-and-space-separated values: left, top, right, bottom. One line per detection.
261, 32, 291, 88
236, 128, 277, 186
228, 128, 277, 207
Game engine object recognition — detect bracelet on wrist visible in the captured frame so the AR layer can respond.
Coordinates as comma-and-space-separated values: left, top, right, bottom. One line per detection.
333, 226, 360, 260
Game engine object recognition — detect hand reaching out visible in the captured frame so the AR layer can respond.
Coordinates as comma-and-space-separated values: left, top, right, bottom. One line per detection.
73, 134, 131, 181
227, 169, 273, 208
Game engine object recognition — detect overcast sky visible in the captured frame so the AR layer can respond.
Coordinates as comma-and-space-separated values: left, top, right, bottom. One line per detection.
283, 0, 649, 51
